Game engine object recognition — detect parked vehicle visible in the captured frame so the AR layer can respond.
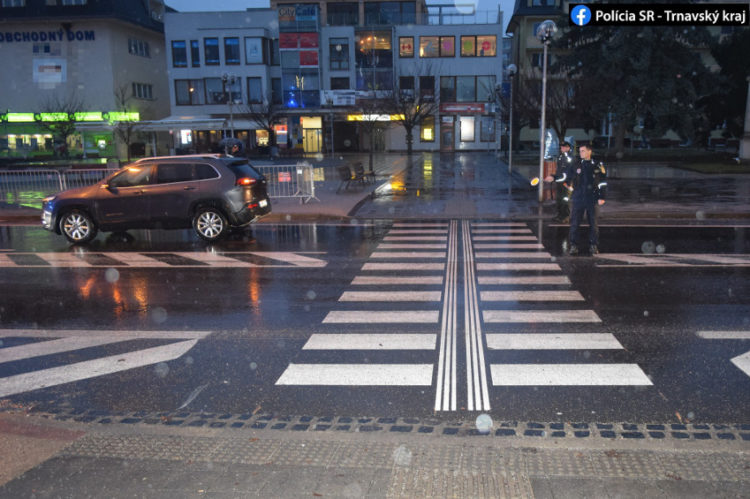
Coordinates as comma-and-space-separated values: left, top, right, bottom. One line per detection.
42, 154, 271, 243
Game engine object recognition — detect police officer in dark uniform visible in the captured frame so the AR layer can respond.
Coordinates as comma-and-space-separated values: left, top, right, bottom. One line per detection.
553, 141, 573, 222
561, 141, 607, 255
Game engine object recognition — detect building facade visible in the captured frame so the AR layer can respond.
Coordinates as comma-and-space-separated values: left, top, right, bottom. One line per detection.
0, 0, 171, 160
163, 1, 506, 155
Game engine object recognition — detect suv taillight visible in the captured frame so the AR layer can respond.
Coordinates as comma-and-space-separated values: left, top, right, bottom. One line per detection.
236, 177, 256, 186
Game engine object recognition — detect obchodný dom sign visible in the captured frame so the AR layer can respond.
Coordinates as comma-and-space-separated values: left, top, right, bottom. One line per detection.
0, 30, 95, 43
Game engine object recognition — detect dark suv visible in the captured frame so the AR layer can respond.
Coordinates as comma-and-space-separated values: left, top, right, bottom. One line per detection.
42, 154, 271, 243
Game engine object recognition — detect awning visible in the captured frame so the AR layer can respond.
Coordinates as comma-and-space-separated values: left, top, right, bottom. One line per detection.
135, 115, 228, 132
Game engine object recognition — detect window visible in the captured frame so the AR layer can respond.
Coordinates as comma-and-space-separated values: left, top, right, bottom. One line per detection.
532, 0, 556, 6
245, 37, 264, 64
421, 115, 435, 142
2, 0, 26, 6
399, 76, 414, 90
364, 1, 415, 24
171, 40, 187, 68
440, 76, 456, 102
156, 164, 194, 184
224, 37, 240, 65
204, 77, 224, 104
439, 36, 455, 57
419, 76, 434, 100
109, 166, 153, 188
477, 76, 495, 101
129, 38, 150, 57
190, 40, 200, 67
327, 2, 358, 25
132, 82, 153, 100
247, 77, 263, 103
459, 116, 475, 142
456, 76, 475, 102
61, 0, 87, 4
270, 39, 280, 65
329, 38, 349, 70
460, 35, 496, 57
399, 37, 414, 58
271, 77, 282, 104
531, 53, 543, 68
331, 77, 349, 90
419, 37, 439, 58
224, 77, 242, 103
175, 79, 205, 105
480, 116, 494, 142
204, 38, 219, 65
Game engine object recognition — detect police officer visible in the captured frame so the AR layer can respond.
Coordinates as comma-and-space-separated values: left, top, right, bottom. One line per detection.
553, 141, 573, 222
561, 141, 607, 255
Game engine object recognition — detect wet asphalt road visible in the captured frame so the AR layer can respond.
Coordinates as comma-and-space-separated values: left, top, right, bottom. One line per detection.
0, 154, 748, 425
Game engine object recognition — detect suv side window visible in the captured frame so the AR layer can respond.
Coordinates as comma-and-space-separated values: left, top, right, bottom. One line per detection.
109, 166, 154, 188
195, 163, 220, 180
156, 163, 195, 183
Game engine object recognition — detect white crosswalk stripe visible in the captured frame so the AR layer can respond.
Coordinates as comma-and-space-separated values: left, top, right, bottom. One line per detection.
303, 334, 437, 350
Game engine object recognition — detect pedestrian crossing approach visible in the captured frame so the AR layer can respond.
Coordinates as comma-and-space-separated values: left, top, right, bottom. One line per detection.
276, 221, 652, 412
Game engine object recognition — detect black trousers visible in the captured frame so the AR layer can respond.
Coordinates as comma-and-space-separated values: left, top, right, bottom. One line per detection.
569, 197, 599, 247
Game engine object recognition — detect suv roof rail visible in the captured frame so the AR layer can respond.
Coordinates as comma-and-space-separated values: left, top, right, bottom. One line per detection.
135, 154, 224, 162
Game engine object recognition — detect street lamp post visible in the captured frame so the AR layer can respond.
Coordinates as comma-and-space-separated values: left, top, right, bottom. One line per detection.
536, 20, 557, 203
506, 64, 517, 176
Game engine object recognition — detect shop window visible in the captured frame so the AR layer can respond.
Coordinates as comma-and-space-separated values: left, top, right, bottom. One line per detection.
204, 38, 220, 65
480, 116, 494, 142
171, 40, 187, 67
245, 37, 264, 64
329, 38, 349, 70
456, 76, 475, 102
190, 40, 200, 67
331, 77, 350, 90
421, 115, 435, 142
440, 76, 456, 102
460, 116, 475, 142
224, 37, 240, 65
399, 37, 414, 58
247, 77, 263, 103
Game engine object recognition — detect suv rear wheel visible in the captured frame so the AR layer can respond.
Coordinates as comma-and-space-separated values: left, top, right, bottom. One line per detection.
59, 209, 98, 244
193, 207, 228, 241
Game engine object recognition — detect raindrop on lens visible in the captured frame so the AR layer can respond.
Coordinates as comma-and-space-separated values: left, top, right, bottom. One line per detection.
641, 241, 656, 254
392, 445, 413, 466
696, 210, 706, 220
475, 414, 493, 435
656, 244, 666, 254
643, 310, 649, 317
306, 290, 316, 300
184, 356, 194, 365
249, 362, 257, 370
687, 411, 695, 419
154, 362, 169, 378
150, 307, 168, 324
105, 268, 120, 283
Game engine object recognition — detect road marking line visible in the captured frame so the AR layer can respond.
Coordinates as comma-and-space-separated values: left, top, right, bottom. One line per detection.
377, 244, 446, 249
391, 223, 448, 227
474, 243, 545, 249
477, 275, 571, 285
0, 340, 200, 398
0, 254, 18, 267
351, 276, 444, 285
475, 251, 552, 259
0, 336, 133, 363
322, 311, 440, 323
387, 229, 448, 234
483, 310, 601, 323
463, 220, 490, 411
477, 263, 561, 271
731, 351, 750, 378
486, 333, 623, 350
339, 291, 442, 302
99, 252, 170, 267
490, 364, 652, 386
435, 220, 458, 412
303, 334, 437, 350
247, 252, 327, 267
362, 263, 445, 271
173, 252, 255, 267
697, 331, 750, 340
370, 251, 447, 259
383, 236, 447, 241
472, 228, 533, 234
480, 290, 584, 302
473, 236, 538, 241
472, 223, 528, 227
35, 253, 90, 267
276, 364, 434, 386
0, 329, 211, 340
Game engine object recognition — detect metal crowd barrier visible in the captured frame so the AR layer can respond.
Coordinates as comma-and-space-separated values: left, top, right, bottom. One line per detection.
254, 162, 318, 204
0, 168, 113, 209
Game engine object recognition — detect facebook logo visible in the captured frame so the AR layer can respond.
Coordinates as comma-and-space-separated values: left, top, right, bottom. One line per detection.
571, 5, 591, 26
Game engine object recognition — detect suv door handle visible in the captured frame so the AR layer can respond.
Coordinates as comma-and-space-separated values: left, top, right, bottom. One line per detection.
183, 186, 197, 191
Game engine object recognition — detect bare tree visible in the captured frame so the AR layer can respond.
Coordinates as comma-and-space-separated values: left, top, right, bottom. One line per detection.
112, 84, 145, 162
35, 92, 85, 158
353, 92, 394, 172
388, 62, 441, 156
239, 101, 285, 157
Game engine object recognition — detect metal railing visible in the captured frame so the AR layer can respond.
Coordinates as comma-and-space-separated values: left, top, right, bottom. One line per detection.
254, 162, 318, 204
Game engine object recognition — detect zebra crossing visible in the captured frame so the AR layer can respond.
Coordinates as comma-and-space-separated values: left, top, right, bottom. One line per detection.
275, 220, 652, 411
0, 251, 326, 268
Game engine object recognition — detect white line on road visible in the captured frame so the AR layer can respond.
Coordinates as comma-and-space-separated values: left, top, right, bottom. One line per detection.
0, 340, 200, 398
377, 244, 447, 249
486, 333, 623, 350
338, 291, 442, 302
276, 364, 434, 385
323, 311, 440, 323
471, 223, 528, 227
351, 276, 444, 285
101, 252, 170, 267
35, 253, 90, 267
362, 263, 445, 271
435, 220, 459, 412
369, 251, 447, 259
173, 252, 254, 267
483, 310, 602, 323
475, 252, 552, 259
383, 236, 447, 241
463, 220, 490, 411
480, 290, 584, 302
477, 275, 571, 285
387, 229, 448, 234
0, 336, 132, 363
477, 263, 562, 271
731, 351, 750, 378
0, 329, 211, 339
0, 254, 18, 267
474, 243, 545, 249
303, 334, 437, 350
490, 364, 652, 386
472, 229, 533, 234
391, 223, 448, 227
697, 331, 750, 340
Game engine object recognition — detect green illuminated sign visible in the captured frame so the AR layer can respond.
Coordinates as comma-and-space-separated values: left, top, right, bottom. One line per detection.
8, 113, 35, 122
38, 113, 70, 122
75, 112, 103, 121
105, 111, 139, 122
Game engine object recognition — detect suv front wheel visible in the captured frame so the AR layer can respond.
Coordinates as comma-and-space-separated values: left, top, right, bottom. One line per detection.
59, 209, 98, 243
193, 207, 228, 241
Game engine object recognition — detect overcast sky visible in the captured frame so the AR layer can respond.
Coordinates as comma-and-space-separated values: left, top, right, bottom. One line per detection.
164, 0, 516, 33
